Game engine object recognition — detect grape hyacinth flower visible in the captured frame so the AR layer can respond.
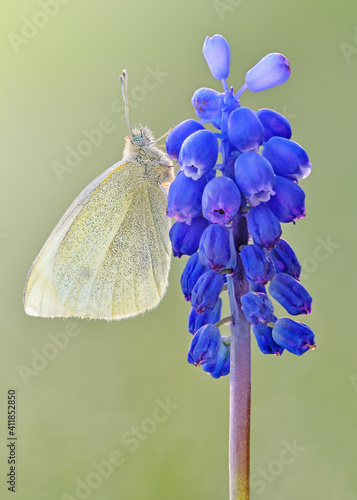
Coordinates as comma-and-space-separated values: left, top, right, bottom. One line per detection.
256, 108, 292, 142
179, 129, 218, 180
198, 223, 236, 271
241, 291, 274, 326
262, 136, 311, 181
191, 87, 223, 120
229, 107, 264, 152
169, 216, 209, 257
252, 316, 285, 356
167, 171, 211, 224
240, 244, 276, 285
188, 297, 223, 335
166, 119, 204, 160
191, 270, 225, 313
265, 175, 306, 223
166, 34, 315, 500
269, 273, 312, 315
188, 324, 231, 378
267, 238, 301, 279
234, 151, 276, 206
180, 252, 209, 301
246, 203, 282, 249
272, 317, 316, 356
202, 176, 241, 224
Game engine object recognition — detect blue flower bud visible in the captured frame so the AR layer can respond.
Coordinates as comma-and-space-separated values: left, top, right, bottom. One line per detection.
245, 53, 291, 92
234, 151, 276, 206
180, 252, 209, 301
188, 324, 221, 366
191, 88, 223, 120
256, 108, 292, 142
228, 107, 264, 153
191, 270, 225, 313
247, 204, 282, 249
202, 176, 241, 225
269, 273, 312, 315
252, 318, 284, 356
272, 317, 316, 356
188, 297, 222, 334
202, 338, 230, 378
179, 129, 219, 180
240, 244, 275, 285
267, 238, 301, 280
167, 172, 210, 224
199, 224, 236, 272
241, 291, 274, 326
166, 119, 204, 160
170, 217, 210, 257
265, 176, 306, 223
203, 35, 230, 81
262, 137, 311, 181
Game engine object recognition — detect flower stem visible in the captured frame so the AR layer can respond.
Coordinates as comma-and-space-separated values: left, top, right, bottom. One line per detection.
227, 213, 251, 500
215, 315, 234, 329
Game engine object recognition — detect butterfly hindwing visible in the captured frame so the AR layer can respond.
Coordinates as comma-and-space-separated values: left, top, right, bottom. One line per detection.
23, 159, 171, 320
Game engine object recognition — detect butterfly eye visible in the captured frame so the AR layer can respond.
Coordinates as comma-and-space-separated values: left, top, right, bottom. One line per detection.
132, 135, 145, 146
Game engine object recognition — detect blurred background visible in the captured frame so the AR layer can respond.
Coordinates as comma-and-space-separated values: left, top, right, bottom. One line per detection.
1, 0, 356, 498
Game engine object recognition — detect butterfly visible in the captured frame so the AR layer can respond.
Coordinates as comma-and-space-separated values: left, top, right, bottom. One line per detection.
23, 71, 175, 320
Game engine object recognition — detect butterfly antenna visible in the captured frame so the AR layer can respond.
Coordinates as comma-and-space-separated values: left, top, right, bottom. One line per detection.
154, 125, 174, 144
119, 70, 132, 135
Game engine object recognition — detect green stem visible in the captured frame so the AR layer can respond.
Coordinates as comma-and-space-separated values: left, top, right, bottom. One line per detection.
227, 213, 251, 500
215, 315, 234, 329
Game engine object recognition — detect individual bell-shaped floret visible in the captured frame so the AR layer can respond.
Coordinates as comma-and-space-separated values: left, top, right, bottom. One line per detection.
188, 324, 221, 366
234, 151, 276, 206
202, 338, 230, 378
247, 203, 282, 249
191, 270, 225, 313
262, 137, 311, 181
199, 224, 236, 272
272, 317, 316, 356
241, 291, 274, 326
267, 238, 301, 280
167, 172, 210, 224
252, 318, 284, 356
202, 34, 230, 81
265, 176, 306, 223
179, 129, 219, 180
240, 244, 275, 285
188, 297, 222, 335
166, 119, 204, 160
169, 217, 210, 257
191, 88, 223, 120
245, 53, 291, 92
202, 176, 241, 225
256, 108, 292, 142
180, 252, 209, 301
269, 273, 312, 315
228, 107, 264, 153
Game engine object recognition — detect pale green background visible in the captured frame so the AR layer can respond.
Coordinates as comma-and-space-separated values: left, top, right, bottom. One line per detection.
0, 1, 356, 499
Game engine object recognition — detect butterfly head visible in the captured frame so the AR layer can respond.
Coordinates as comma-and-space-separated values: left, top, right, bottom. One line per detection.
124, 125, 171, 167
130, 125, 155, 148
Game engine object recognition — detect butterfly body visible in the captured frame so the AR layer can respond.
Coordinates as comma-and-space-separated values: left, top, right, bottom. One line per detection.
24, 126, 175, 320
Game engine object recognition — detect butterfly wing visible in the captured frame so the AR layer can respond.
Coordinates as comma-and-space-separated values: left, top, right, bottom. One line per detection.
23, 160, 171, 320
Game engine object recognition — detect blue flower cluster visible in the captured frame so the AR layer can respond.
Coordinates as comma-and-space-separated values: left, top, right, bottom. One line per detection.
166, 35, 316, 378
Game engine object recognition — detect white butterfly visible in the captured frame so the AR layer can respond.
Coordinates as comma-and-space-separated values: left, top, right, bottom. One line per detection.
23, 71, 175, 320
